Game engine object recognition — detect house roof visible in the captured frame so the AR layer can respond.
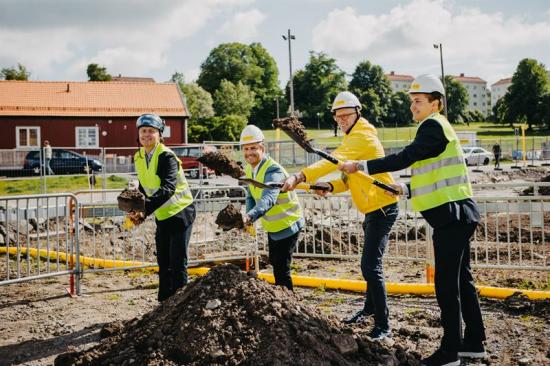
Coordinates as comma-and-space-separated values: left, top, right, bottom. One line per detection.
0, 80, 188, 117
111, 76, 155, 83
386, 72, 414, 82
451, 74, 486, 84
491, 77, 512, 87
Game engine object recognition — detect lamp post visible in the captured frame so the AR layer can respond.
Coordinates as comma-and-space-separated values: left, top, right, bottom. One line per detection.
316, 112, 321, 130
282, 29, 296, 116
433, 43, 448, 118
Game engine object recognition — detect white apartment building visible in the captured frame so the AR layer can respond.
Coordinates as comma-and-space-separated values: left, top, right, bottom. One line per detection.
452, 73, 490, 115
491, 77, 512, 107
386, 71, 414, 92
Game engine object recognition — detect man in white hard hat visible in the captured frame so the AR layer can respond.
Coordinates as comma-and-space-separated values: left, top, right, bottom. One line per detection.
240, 124, 304, 291
282, 91, 399, 341
339, 74, 486, 366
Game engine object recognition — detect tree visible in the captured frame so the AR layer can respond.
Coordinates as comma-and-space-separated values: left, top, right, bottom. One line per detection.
87, 63, 112, 81
197, 43, 281, 128
349, 61, 393, 126
1, 63, 30, 80
505, 58, 550, 129
291, 51, 347, 128
188, 115, 247, 143
386, 91, 413, 126
445, 75, 469, 123
537, 93, 550, 129
170, 72, 215, 122
213, 80, 255, 119
491, 98, 509, 124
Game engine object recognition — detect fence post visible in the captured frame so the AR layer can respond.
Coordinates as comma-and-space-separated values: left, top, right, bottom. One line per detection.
425, 224, 435, 283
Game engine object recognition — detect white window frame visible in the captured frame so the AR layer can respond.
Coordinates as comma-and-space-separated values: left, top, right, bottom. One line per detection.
16, 126, 41, 148
75, 126, 99, 148
164, 125, 171, 138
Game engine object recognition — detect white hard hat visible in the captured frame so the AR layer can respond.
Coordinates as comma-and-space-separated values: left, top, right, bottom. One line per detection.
331, 91, 362, 112
409, 74, 445, 95
240, 124, 264, 145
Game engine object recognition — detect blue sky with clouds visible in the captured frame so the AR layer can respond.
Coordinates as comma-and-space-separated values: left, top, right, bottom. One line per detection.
1, 0, 548, 86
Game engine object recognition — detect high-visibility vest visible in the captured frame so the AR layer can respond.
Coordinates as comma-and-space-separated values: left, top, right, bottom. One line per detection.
410, 113, 473, 212
245, 157, 302, 233
134, 143, 193, 221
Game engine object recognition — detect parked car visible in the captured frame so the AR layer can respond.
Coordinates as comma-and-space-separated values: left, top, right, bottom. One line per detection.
23, 149, 103, 175
170, 145, 216, 179
462, 147, 493, 166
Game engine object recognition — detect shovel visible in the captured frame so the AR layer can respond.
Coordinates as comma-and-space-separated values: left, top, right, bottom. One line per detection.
238, 177, 329, 191
273, 117, 399, 195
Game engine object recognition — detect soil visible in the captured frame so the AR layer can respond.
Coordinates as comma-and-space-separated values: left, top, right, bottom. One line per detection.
215, 204, 245, 231
272, 117, 311, 150
521, 174, 550, 196
117, 189, 145, 212
197, 152, 245, 179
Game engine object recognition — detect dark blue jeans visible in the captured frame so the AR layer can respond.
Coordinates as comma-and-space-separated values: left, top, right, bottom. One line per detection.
361, 203, 398, 330
155, 215, 194, 302
268, 231, 300, 291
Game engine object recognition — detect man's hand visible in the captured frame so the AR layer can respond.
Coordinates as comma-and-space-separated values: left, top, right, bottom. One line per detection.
281, 172, 305, 192
338, 161, 360, 174
312, 182, 331, 197
242, 213, 252, 227
127, 210, 145, 226
384, 183, 403, 197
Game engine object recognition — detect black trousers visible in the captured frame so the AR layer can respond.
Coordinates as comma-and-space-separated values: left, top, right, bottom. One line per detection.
433, 221, 486, 352
268, 231, 300, 291
155, 215, 194, 302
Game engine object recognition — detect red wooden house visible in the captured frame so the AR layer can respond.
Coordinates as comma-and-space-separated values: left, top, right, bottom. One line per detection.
0, 80, 189, 150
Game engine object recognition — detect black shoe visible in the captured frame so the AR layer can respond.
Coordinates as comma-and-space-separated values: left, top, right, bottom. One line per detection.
342, 309, 373, 324
368, 326, 391, 340
421, 349, 460, 366
458, 341, 486, 358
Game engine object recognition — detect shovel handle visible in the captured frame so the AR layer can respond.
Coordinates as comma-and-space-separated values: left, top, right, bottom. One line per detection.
313, 148, 399, 195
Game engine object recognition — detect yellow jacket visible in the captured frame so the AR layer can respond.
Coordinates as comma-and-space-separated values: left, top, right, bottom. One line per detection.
301, 118, 398, 214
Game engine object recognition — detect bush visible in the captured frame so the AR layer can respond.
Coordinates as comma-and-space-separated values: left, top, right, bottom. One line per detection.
188, 115, 248, 143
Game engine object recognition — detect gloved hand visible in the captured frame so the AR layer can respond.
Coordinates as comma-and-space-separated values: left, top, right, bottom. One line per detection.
127, 210, 145, 226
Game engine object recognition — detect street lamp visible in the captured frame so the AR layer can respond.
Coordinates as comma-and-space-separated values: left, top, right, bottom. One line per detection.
316, 112, 321, 129
433, 43, 448, 118
282, 29, 296, 116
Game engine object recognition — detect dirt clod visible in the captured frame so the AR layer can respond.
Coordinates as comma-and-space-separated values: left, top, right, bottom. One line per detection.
273, 117, 311, 149
215, 204, 245, 231
197, 151, 245, 179
54, 264, 419, 365
117, 189, 145, 212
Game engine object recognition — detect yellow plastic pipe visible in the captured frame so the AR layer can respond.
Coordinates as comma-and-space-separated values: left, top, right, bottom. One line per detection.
2, 247, 549, 300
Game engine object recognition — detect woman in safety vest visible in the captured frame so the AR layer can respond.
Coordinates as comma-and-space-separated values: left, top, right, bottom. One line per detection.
282, 91, 399, 341
128, 114, 196, 302
240, 125, 304, 291
339, 74, 486, 366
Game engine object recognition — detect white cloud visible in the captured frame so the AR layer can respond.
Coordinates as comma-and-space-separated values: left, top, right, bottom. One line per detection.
218, 9, 266, 42
312, 0, 550, 84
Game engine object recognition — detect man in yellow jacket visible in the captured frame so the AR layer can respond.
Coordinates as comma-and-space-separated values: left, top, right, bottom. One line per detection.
282, 91, 399, 340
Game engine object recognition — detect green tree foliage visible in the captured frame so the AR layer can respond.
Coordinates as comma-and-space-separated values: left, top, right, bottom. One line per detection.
197, 43, 281, 128
170, 72, 215, 122
213, 80, 255, 119
349, 61, 392, 126
505, 58, 550, 129
445, 75, 469, 123
386, 91, 413, 126
462, 110, 486, 123
291, 51, 347, 128
87, 63, 112, 81
1, 63, 30, 80
491, 98, 509, 124
188, 115, 247, 143
537, 93, 550, 129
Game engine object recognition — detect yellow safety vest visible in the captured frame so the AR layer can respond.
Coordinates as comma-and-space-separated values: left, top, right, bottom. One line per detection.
245, 157, 302, 233
410, 113, 473, 212
134, 143, 193, 221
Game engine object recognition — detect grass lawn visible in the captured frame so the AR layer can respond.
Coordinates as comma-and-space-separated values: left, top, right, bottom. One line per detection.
0, 174, 128, 196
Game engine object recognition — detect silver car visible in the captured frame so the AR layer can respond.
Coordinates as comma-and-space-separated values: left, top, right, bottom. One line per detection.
462, 147, 493, 166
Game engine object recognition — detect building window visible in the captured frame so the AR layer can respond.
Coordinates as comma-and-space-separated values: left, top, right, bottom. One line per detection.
473, 102, 477, 106
473, 94, 477, 98
16, 126, 40, 148
474, 85, 477, 89
164, 126, 171, 138
76, 126, 99, 147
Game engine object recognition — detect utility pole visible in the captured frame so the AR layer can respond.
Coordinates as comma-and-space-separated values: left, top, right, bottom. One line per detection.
433, 43, 448, 118
282, 29, 296, 116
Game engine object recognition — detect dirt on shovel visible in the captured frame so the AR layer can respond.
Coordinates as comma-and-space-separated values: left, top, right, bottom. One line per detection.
197, 151, 245, 179
273, 117, 311, 148
117, 189, 145, 212
215, 203, 245, 231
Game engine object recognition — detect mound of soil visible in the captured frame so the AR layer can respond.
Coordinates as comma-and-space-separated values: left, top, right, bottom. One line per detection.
117, 189, 145, 212
215, 204, 245, 231
521, 174, 550, 196
54, 265, 420, 366
197, 152, 245, 179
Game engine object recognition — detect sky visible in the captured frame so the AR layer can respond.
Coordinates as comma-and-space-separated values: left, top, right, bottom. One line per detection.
1, 0, 549, 87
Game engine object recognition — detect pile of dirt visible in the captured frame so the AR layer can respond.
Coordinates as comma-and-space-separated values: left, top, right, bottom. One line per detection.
117, 189, 145, 212
273, 117, 311, 147
215, 204, 245, 231
473, 168, 549, 185
54, 265, 420, 366
197, 152, 245, 179
521, 174, 550, 196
